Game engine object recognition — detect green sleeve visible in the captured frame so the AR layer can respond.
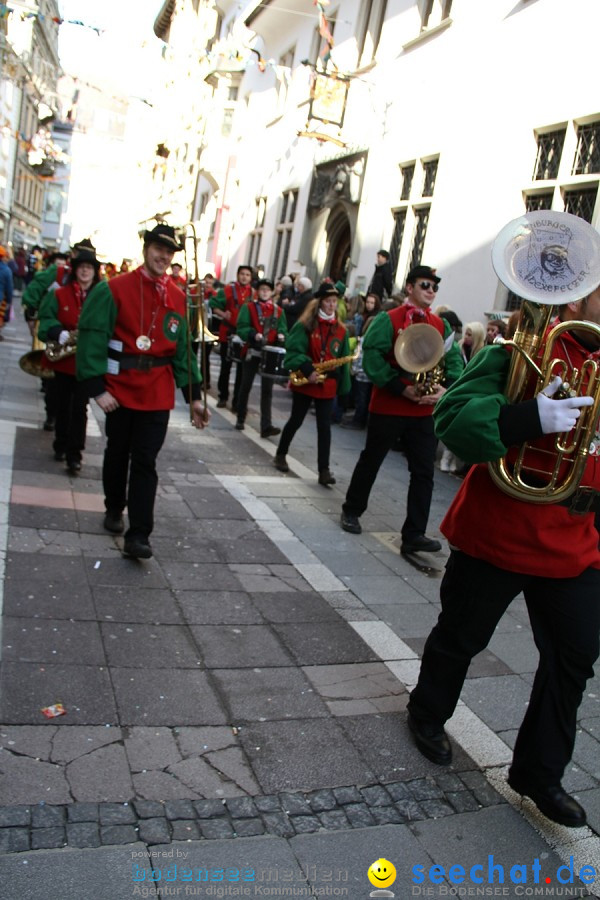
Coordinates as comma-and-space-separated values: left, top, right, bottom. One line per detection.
172, 312, 202, 389
433, 345, 511, 463
37, 290, 60, 342
337, 330, 351, 396
235, 304, 252, 342
443, 339, 465, 386
361, 311, 396, 387
22, 264, 58, 314
76, 281, 117, 381
277, 308, 288, 338
209, 287, 226, 311
284, 321, 311, 372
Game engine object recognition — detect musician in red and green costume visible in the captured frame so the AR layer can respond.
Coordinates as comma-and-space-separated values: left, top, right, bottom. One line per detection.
408, 213, 600, 829
234, 278, 288, 437
76, 224, 209, 560
341, 265, 462, 550
274, 283, 351, 486
210, 263, 254, 409
38, 242, 103, 475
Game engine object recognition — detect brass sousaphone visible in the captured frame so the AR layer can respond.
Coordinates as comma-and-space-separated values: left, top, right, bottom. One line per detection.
489, 210, 600, 504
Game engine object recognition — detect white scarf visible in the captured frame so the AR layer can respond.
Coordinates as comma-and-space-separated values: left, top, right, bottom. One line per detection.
318, 309, 336, 322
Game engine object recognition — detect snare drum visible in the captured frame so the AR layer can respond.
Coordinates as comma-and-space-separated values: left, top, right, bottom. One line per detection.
260, 345, 288, 380
227, 334, 244, 363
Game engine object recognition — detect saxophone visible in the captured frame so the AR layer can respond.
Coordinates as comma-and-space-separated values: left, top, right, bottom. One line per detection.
289, 350, 358, 386
44, 329, 78, 362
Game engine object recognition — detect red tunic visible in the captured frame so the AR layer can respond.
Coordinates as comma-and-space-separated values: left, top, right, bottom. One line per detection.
293, 319, 347, 400
369, 304, 445, 417
46, 282, 83, 376
104, 269, 187, 410
217, 282, 253, 343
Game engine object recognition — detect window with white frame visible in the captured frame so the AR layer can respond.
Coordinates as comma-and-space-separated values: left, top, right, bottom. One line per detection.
357, 0, 388, 65
419, 0, 452, 30
248, 197, 267, 268
389, 156, 439, 286
277, 47, 295, 110
271, 189, 298, 278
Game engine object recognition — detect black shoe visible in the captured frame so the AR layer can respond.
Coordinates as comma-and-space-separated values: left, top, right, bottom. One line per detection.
66, 461, 82, 475
216, 399, 227, 408
407, 712, 452, 766
261, 426, 281, 438
340, 420, 365, 430
340, 512, 361, 534
401, 535, 442, 554
104, 510, 125, 534
43, 418, 55, 432
318, 469, 336, 486
235, 422, 245, 431
231, 404, 238, 414
54, 451, 66, 461
274, 454, 289, 473
507, 772, 586, 828
123, 537, 153, 559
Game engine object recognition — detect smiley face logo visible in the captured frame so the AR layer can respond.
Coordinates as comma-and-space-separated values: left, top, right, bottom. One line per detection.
367, 858, 396, 889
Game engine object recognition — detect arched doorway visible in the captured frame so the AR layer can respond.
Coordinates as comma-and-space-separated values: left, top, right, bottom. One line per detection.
326, 210, 352, 284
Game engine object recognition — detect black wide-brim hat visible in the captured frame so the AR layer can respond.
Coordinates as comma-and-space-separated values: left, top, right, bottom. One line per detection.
143, 224, 184, 252
313, 283, 340, 300
71, 239, 100, 270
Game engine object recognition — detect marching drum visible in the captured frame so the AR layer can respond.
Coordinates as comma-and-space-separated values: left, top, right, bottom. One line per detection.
227, 334, 244, 363
260, 345, 288, 380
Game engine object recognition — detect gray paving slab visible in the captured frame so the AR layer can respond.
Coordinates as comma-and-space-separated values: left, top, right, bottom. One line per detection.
92, 586, 185, 624
2, 577, 97, 620
175, 589, 264, 624
461, 674, 534, 732
2, 617, 106, 666
249, 591, 340, 623
190, 624, 293, 668
0, 662, 118, 725
85, 556, 170, 588
110, 668, 227, 726
0, 842, 149, 900
341, 574, 429, 604
161, 561, 243, 591
239, 719, 376, 793
100, 622, 203, 668
8, 504, 79, 532
272, 622, 379, 665
211, 667, 328, 722
488, 629, 540, 673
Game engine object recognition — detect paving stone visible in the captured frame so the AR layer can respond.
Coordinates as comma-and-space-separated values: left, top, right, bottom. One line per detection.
253, 795, 281, 813
100, 824, 138, 845
66, 822, 101, 848
162, 561, 243, 591
170, 820, 201, 841
125, 727, 182, 771
212, 667, 328, 722
231, 817, 265, 837
344, 803, 376, 827
289, 814, 321, 835
101, 622, 203, 669
193, 799, 227, 818
164, 799, 197, 820
133, 799, 165, 818
0, 805, 31, 826
92, 586, 185, 625
176, 591, 263, 625
419, 798, 455, 818
307, 789, 337, 812
446, 790, 481, 813
360, 784, 393, 807
370, 805, 405, 825
261, 811, 295, 837
98, 802, 137, 825
279, 792, 312, 816
31, 805, 66, 827
226, 796, 258, 819
2, 617, 106, 666
67, 743, 134, 803
273, 622, 378, 665
0, 827, 30, 852
407, 777, 444, 801
332, 786, 362, 805
205, 746, 260, 795
435, 773, 465, 792
386, 781, 411, 801
317, 809, 349, 830
138, 817, 171, 844
0, 662, 118, 725
460, 770, 505, 806
199, 818, 235, 839
461, 674, 532, 731
51, 726, 122, 765
395, 799, 426, 821
31, 826, 65, 850
250, 592, 339, 623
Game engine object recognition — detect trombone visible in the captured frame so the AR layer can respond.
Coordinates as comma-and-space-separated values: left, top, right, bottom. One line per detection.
181, 222, 216, 424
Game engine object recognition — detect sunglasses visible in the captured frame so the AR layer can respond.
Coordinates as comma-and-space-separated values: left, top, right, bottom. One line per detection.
418, 281, 439, 293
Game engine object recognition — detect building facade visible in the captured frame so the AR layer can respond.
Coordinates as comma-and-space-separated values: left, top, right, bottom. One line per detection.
153, 0, 600, 323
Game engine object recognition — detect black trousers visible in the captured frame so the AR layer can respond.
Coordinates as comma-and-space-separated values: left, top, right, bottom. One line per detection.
103, 407, 170, 541
52, 372, 88, 463
217, 342, 242, 406
276, 393, 333, 472
236, 355, 273, 431
408, 550, 600, 788
342, 412, 437, 541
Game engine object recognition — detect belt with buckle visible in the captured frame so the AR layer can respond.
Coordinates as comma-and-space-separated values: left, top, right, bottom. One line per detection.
117, 354, 174, 372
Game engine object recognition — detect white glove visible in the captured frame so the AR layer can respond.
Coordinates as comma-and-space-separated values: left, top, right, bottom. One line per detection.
536, 375, 593, 435
58, 330, 70, 345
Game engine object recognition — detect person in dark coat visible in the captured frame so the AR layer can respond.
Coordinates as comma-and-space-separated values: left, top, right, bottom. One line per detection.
368, 249, 393, 300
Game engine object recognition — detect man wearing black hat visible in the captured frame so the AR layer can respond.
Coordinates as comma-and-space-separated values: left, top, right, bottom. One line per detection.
368, 249, 393, 300
76, 224, 209, 560
210, 264, 254, 409
234, 278, 288, 436
340, 265, 462, 552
